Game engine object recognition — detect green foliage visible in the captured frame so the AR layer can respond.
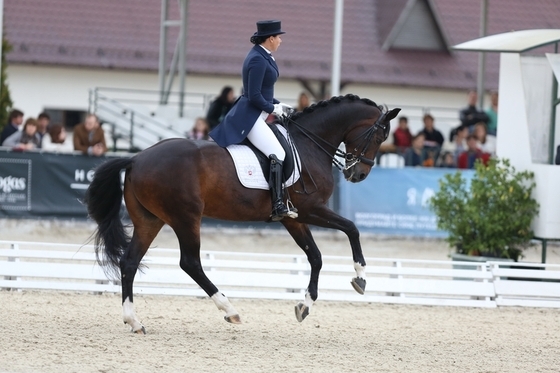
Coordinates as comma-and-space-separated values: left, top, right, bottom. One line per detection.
429, 158, 539, 261
0, 37, 13, 133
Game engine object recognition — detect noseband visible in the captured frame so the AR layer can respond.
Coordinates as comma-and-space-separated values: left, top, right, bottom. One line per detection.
342, 112, 390, 170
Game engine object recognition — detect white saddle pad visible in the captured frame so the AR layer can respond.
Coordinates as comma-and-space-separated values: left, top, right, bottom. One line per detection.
226, 125, 300, 190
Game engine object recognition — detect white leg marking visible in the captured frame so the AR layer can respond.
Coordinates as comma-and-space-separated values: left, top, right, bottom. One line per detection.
211, 292, 238, 317
122, 297, 143, 331
304, 291, 314, 309
354, 262, 366, 279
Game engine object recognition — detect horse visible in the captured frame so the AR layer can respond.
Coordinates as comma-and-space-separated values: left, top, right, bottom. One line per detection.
84, 94, 400, 333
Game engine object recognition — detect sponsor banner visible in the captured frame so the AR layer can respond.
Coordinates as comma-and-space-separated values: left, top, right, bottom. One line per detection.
0, 151, 121, 218
339, 167, 474, 237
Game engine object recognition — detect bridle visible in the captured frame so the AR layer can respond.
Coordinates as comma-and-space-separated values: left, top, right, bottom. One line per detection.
285, 109, 390, 172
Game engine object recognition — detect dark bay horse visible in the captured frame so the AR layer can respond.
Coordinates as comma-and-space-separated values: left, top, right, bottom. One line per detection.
85, 94, 400, 333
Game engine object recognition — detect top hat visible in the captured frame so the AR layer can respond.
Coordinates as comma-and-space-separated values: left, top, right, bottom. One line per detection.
253, 20, 285, 37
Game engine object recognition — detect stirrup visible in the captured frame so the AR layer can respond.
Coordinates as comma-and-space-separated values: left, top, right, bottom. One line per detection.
285, 200, 298, 219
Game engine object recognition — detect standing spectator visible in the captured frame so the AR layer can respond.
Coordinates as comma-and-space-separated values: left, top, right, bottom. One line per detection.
392, 116, 412, 153
36, 112, 51, 145
485, 91, 498, 136
187, 117, 211, 140
459, 90, 489, 130
457, 134, 490, 169
206, 86, 235, 130
2, 118, 41, 150
296, 92, 310, 112
420, 114, 444, 148
73, 114, 107, 156
0, 109, 24, 145
42, 124, 73, 152
473, 122, 496, 155
404, 133, 425, 167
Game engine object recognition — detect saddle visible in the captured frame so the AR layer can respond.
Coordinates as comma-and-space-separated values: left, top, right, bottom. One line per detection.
240, 122, 295, 184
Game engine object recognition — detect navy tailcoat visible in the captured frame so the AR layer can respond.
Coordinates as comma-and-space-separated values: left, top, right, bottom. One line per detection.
210, 45, 280, 147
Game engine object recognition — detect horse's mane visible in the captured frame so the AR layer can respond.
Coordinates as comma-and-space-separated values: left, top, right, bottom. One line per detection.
289, 94, 383, 121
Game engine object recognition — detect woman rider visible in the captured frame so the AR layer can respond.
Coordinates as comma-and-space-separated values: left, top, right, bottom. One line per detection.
209, 20, 297, 221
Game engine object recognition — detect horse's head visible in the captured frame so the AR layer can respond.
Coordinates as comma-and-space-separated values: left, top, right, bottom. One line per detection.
342, 107, 401, 182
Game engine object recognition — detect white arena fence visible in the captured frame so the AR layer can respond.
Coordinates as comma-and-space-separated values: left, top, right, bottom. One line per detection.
1, 241, 560, 308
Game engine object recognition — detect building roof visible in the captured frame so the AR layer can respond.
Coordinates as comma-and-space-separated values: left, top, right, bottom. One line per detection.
4, 0, 560, 91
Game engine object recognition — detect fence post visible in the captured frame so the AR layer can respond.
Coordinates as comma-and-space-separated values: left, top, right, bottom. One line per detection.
129, 111, 135, 152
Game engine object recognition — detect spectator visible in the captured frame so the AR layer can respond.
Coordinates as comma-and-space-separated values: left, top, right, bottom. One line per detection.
392, 116, 412, 153
73, 114, 107, 156
459, 90, 489, 130
2, 118, 41, 150
437, 151, 456, 168
0, 109, 24, 145
444, 124, 468, 161
473, 122, 496, 155
206, 86, 235, 130
423, 149, 436, 167
36, 112, 51, 145
457, 134, 490, 169
296, 92, 311, 112
420, 113, 444, 148
187, 117, 211, 141
42, 124, 73, 152
485, 91, 498, 136
404, 133, 425, 167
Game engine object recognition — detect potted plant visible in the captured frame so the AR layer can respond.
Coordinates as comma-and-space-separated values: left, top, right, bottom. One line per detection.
429, 158, 539, 262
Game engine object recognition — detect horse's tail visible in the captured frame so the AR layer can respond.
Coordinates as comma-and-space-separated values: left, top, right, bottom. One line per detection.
84, 157, 133, 280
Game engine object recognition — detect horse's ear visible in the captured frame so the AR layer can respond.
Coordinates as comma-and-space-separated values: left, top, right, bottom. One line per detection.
385, 108, 401, 122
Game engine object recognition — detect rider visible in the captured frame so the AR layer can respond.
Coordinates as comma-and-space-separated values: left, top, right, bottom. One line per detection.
209, 20, 297, 222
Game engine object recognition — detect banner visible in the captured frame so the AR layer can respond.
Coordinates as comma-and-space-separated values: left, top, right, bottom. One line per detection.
339, 167, 474, 237
0, 150, 121, 218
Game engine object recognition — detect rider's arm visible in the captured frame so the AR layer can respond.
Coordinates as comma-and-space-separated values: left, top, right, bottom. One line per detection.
246, 56, 275, 114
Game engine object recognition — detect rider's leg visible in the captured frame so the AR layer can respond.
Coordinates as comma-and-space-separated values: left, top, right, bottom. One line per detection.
247, 113, 296, 221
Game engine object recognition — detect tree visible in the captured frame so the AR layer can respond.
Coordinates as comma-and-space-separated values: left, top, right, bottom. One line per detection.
0, 37, 13, 133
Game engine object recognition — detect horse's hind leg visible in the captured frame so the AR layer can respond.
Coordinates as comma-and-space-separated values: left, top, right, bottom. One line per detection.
281, 219, 322, 323
172, 218, 241, 324
121, 192, 164, 333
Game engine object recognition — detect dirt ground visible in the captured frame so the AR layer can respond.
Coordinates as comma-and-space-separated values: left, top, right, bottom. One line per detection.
1, 219, 560, 372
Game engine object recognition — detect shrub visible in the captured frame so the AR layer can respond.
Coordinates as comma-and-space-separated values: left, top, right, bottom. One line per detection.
429, 158, 539, 261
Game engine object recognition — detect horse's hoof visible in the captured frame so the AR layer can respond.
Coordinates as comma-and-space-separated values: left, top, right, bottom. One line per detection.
351, 277, 366, 295
294, 303, 309, 323
132, 326, 146, 335
224, 314, 242, 324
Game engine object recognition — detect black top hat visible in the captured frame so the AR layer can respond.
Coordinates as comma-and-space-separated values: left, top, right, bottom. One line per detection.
253, 20, 285, 37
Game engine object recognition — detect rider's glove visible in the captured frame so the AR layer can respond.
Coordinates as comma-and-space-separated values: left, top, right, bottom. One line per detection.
272, 104, 285, 117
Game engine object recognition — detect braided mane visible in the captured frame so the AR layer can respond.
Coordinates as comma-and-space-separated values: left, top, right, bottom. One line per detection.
289, 94, 382, 121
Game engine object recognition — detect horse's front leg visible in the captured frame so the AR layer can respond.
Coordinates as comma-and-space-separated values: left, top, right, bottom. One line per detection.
302, 205, 367, 295
281, 220, 322, 322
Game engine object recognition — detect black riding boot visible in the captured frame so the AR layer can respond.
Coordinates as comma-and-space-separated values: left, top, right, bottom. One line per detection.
269, 154, 298, 221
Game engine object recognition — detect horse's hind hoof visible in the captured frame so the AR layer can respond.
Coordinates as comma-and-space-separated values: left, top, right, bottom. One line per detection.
132, 326, 146, 335
351, 277, 366, 295
224, 314, 242, 324
294, 303, 309, 323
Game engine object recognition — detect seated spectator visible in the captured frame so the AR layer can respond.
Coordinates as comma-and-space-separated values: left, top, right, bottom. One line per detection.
457, 134, 490, 169
459, 90, 489, 130
420, 114, 444, 148
437, 151, 456, 168
206, 86, 235, 130
0, 109, 24, 145
443, 124, 468, 161
485, 91, 498, 136
473, 121, 496, 155
404, 133, 425, 167
392, 116, 412, 153
296, 92, 311, 112
73, 114, 107, 156
187, 117, 211, 141
423, 149, 436, 167
42, 124, 73, 152
36, 112, 51, 146
2, 118, 41, 150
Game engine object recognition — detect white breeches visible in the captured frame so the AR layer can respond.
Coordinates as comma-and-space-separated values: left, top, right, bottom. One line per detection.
246, 111, 285, 161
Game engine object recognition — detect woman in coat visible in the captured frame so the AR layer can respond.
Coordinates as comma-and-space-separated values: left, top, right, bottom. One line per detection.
210, 20, 296, 221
